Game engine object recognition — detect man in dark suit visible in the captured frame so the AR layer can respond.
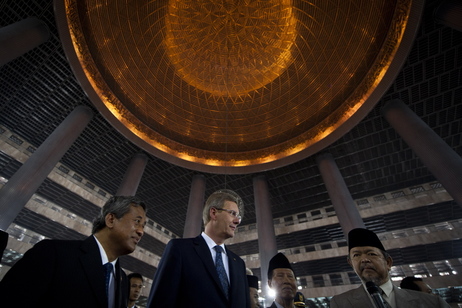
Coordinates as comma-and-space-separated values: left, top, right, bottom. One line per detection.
0, 195, 147, 308
127, 272, 144, 308
330, 228, 450, 308
267, 252, 298, 308
147, 189, 250, 308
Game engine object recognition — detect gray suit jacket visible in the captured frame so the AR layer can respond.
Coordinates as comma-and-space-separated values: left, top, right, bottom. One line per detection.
330, 284, 450, 308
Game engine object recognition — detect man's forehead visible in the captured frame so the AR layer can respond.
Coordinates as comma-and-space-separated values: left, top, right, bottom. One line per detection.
223, 200, 238, 210
273, 268, 294, 274
350, 246, 381, 253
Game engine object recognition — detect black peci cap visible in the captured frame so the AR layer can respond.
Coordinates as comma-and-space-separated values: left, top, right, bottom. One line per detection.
348, 228, 385, 252
267, 252, 293, 277
294, 291, 306, 307
247, 275, 259, 289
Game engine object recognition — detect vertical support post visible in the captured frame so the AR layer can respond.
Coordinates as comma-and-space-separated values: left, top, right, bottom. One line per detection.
0, 106, 94, 230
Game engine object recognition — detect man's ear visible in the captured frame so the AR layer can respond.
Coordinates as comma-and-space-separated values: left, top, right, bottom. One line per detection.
386, 255, 393, 270
268, 279, 272, 289
209, 207, 217, 221
347, 257, 353, 267
105, 213, 116, 228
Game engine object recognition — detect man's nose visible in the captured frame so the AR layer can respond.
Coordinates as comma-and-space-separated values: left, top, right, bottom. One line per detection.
136, 225, 144, 236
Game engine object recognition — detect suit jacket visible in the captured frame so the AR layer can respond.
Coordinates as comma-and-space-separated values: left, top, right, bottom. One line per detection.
329, 283, 450, 308
0, 236, 128, 307
147, 235, 250, 308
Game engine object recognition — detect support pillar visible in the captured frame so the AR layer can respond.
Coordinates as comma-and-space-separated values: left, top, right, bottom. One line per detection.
316, 153, 365, 238
253, 175, 278, 307
382, 99, 462, 206
0, 106, 94, 230
0, 17, 50, 66
435, 0, 462, 32
116, 153, 148, 196
183, 174, 206, 238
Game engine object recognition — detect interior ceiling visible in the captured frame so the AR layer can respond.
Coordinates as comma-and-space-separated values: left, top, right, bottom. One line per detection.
54, 0, 420, 173
0, 0, 462, 288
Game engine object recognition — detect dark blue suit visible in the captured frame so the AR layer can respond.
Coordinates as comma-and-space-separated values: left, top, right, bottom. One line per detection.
147, 235, 250, 308
0, 236, 128, 307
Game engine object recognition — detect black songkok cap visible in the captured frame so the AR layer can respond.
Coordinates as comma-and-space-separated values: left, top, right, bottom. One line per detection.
348, 228, 386, 252
247, 275, 259, 289
267, 252, 293, 277
294, 292, 306, 307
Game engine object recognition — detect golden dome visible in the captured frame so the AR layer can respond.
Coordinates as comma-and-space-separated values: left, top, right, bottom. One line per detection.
55, 0, 422, 173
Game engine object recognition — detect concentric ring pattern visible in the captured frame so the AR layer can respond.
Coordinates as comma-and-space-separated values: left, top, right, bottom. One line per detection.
57, 0, 418, 173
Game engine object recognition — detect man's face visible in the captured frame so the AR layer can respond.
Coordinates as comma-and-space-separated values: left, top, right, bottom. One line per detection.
129, 277, 143, 302
348, 246, 392, 286
109, 205, 146, 255
211, 200, 241, 240
268, 268, 297, 303
249, 287, 260, 308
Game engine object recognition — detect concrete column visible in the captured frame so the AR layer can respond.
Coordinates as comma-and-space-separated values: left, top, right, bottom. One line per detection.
183, 174, 206, 238
316, 153, 365, 237
253, 175, 278, 307
0, 106, 94, 230
382, 99, 462, 206
435, 0, 462, 32
116, 153, 148, 196
0, 17, 50, 66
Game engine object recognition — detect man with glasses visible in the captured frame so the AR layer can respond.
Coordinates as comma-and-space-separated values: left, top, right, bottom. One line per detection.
0, 196, 147, 308
330, 228, 450, 308
127, 273, 144, 308
147, 189, 250, 308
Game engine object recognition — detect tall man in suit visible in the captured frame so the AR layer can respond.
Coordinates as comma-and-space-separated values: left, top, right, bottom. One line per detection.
0, 195, 147, 308
330, 228, 450, 308
147, 189, 251, 308
267, 252, 298, 308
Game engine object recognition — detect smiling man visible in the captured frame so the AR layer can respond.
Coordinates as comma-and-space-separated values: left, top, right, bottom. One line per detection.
267, 253, 298, 308
0, 196, 147, 308
330, 228, 450, 308
147, 189, 250, 308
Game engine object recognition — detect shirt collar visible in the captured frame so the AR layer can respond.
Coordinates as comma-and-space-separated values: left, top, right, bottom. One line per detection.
201, 232, 227, 255
93, 235, 118, 266
379, 279, 394, 297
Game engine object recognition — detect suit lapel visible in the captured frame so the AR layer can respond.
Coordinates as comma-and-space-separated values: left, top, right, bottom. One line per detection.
394, 285, 421, 307
192, 235, 227, 299
227, 248, 240, 300
351, 285, 373, 308
114, 260, 127, 308
80, 236, 107, 308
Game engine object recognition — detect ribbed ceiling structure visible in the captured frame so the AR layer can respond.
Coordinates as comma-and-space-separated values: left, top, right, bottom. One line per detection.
55, 0, 421, 173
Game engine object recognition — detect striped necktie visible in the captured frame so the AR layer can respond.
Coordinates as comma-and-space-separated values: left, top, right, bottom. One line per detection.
214, 245, 229, 299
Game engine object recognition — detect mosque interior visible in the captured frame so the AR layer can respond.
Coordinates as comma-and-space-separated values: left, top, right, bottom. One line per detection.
0, 0, 462, 306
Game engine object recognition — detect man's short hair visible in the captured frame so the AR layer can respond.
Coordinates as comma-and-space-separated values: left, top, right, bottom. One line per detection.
202, 189, 244, 225
92, 196, 146, 234
128, 272, 144, 282
400, 276, 423, 291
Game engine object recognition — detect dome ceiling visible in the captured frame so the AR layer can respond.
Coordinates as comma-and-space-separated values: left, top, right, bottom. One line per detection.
55, 0, 422, 173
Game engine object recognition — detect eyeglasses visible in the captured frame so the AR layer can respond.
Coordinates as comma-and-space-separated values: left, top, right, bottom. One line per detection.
214, 207, 242, 221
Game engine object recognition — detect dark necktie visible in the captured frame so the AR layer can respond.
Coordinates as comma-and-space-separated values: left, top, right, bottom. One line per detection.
380, 288, 393, 308
103, 262, 113, 297
214, 245, 229, 299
